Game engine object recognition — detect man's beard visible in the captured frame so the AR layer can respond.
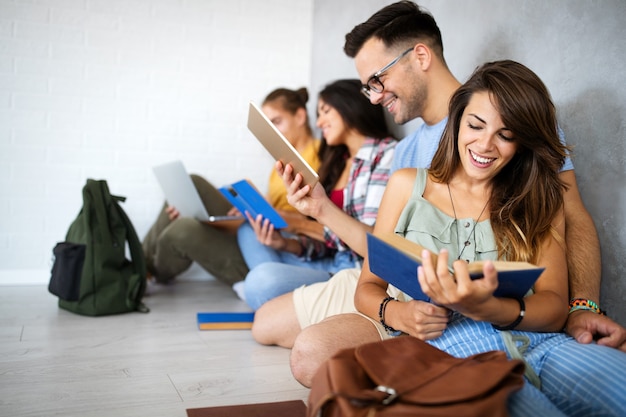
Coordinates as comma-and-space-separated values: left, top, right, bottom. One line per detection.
395, 77, 427, 125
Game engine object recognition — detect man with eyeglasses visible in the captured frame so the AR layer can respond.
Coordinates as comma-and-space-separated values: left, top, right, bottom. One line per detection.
349, 11, 461, 175
359, 47, 414, 99
252, 0, 626, 388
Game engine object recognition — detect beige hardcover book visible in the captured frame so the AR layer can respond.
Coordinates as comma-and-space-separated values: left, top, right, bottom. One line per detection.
247, 101, 319, 188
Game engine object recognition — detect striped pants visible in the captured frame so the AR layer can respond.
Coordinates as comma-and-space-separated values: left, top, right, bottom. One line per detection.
426, 315, 626, 416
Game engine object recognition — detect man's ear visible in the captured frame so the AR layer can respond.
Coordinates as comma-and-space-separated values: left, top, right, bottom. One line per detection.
413, 43, 433, 71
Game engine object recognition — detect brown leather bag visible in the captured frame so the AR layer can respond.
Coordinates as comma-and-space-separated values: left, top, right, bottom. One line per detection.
307, 336, 525, 417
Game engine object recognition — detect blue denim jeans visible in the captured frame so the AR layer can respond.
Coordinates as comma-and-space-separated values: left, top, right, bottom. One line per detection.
237, 222, 358, 310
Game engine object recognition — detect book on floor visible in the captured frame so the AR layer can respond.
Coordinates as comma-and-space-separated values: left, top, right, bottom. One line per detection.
366, 232, 544, 301
197, 312, 255, 330
186, 399, 306, 417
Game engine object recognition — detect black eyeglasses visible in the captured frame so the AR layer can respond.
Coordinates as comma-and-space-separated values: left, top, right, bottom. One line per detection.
361, 47, 414, 98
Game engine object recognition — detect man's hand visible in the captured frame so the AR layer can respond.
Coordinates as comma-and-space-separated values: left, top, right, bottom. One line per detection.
566, 310, 626, 352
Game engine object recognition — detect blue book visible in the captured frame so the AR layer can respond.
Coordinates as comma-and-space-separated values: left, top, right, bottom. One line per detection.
218, 179, 287, 229
366, 232, 544, 302
197, 312, 255, 330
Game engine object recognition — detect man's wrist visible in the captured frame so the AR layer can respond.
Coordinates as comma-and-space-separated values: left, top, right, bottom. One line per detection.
569, 298, 606, 316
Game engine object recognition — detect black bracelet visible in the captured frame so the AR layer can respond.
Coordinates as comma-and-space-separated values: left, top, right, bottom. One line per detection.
379, 296, 400, 335
492, 298, 525, 331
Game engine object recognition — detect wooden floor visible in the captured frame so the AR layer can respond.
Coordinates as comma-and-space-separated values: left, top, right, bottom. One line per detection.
0, 275, 308, 417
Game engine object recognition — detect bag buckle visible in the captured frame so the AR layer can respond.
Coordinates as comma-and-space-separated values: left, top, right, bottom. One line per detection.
375, 385, 398, 405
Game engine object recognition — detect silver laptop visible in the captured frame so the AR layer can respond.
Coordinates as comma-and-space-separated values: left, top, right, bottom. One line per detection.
247, 101, 319, 187
152, 160, 243, 223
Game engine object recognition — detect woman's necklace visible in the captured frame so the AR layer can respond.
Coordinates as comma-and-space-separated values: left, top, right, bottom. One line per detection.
447, 183, 489, 261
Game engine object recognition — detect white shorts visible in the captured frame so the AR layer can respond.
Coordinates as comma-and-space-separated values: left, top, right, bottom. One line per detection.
293, 268, 361, 327
292, 267, 405, 340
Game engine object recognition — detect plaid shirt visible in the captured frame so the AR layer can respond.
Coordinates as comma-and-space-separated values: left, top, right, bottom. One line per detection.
322, 136, 397, 258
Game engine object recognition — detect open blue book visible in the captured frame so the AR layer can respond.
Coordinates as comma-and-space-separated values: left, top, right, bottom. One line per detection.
366, 232, 544, 302
218, 179, 287, 229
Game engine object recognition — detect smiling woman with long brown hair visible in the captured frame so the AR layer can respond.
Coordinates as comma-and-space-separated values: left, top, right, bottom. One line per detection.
288, 61, 626, 416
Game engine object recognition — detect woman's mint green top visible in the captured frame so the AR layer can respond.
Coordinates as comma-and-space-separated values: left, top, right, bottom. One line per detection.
394, 169, 498, 266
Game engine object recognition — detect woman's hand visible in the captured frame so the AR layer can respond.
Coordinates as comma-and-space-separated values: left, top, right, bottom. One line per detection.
275, 209, 306, 234
276, 161, 330, 220
417, 249, 498, 317
227, 206, 242, 217
245, 212, 287, 250
165, 205, 180, 221
386, 298, 450, 340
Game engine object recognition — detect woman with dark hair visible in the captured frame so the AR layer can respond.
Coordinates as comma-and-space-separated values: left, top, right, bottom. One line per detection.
316, 80, 394, 196
237, 79, 397, 310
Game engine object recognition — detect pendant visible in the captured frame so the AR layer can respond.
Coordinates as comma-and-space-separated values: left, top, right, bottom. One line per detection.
464, 241, 470, 247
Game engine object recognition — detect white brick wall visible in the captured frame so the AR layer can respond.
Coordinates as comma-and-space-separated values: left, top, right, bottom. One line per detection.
0, 0, 314, 283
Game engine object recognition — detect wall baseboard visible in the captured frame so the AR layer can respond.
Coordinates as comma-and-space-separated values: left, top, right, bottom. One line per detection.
0, 270, 49, 286
0, 264, 216, 286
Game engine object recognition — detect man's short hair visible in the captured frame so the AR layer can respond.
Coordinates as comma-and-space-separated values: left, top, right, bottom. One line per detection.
344, 1, 445, 62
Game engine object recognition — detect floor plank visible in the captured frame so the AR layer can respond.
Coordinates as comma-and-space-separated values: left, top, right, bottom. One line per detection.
0, 278, 308, 417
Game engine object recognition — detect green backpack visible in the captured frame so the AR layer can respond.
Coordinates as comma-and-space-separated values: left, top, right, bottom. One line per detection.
49, 179, 149, 316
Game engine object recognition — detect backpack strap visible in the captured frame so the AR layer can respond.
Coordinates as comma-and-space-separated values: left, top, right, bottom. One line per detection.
112, 194, 150, 313
81, 179, 114, 247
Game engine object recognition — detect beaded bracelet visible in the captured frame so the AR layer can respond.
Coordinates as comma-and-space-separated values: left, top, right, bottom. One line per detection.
569, 298, 606, 316
492, 298, 525, 331
378, 296, 401, 335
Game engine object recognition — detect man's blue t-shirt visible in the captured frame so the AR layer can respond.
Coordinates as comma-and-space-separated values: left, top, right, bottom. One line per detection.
391, 117, 573, 173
